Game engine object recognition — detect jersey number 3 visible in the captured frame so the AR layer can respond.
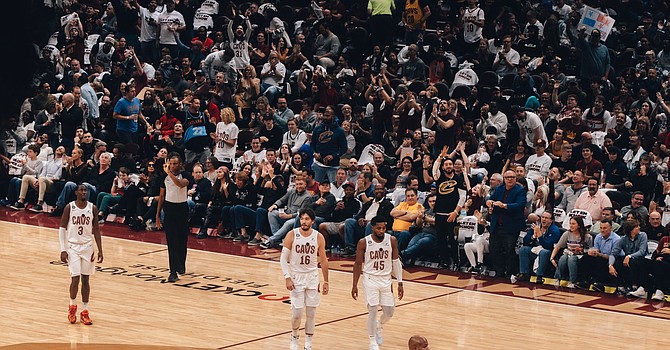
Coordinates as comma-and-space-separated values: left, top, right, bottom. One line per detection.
77, 226, 84, 235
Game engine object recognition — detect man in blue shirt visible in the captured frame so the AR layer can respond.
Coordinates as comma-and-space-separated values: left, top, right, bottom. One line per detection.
577, 27, 611, 91
113, 85, 148, 145
583, 219, 622, 291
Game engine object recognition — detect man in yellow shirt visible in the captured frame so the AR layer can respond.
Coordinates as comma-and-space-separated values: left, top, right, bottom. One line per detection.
390, 188, 424, 251
403, 0, 432, 45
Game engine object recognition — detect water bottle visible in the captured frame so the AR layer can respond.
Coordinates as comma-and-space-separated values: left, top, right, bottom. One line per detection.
460, 209, 467, 218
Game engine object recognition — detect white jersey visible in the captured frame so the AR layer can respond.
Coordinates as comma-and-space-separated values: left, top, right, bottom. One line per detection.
282, 129, 308, 153
93, 43, 115, 71
213, 121, 239, 161
290, 228, 319, 274
230, 39, 250, 70
462, 7, 484, 44
66, 202, 95, 248
363, 233, 392, 277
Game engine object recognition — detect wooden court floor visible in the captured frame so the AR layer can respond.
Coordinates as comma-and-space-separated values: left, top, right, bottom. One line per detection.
1, 220, 669, 350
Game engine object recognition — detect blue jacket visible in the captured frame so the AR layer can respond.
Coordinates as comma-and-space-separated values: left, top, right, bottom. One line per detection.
489, 183, 527, 235
523, 223, 561, 250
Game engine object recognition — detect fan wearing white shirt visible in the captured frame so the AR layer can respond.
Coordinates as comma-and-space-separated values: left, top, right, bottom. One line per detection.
525, 139, 552, 181
213, 107, 238, 169
283, 117, 307, 153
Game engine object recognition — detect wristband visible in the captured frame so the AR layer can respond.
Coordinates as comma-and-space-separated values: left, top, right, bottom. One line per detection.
59, 227, 67, 252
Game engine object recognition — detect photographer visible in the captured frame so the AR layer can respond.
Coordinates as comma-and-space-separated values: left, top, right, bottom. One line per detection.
295, 62, 314, 99
395, 91, 422, 142
475, 101, 507, 144
364, 71, 394, 147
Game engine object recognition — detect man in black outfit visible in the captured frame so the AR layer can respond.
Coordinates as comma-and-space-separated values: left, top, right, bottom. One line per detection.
431, 147, 467, 270
156, 153, 191, 283
57, 92, 84, 152
258, 114, 284, 151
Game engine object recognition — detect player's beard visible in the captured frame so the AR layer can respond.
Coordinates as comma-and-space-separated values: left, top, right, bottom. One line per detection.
300, 223, 311, 231
445, 168, 454, 175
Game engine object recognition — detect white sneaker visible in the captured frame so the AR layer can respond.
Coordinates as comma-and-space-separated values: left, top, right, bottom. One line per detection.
375, 320, 383, 345
566, 282, 575, 289
290, 335, 299, 350
652, 289, 666, 301
627, 286, 647, 298
369, 342, 380, 350
553, 279, 561, 287
510, 275, 517, 283
304, 344, 312, 350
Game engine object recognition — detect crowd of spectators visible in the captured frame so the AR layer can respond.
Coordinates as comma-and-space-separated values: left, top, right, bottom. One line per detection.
2, 0, 670, 300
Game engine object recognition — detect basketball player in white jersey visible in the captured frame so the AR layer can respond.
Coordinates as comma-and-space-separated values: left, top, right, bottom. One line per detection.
352, 215, 404, 350
59, 184, 103, 325
280, 208, 329, 350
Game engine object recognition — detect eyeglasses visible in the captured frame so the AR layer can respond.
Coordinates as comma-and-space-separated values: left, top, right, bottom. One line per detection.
148, 163, 155, 167
503, 40, 512, 43
504, 176, 516, 179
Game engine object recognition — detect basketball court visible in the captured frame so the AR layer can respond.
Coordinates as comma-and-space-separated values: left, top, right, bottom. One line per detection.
1, 214, 669, 349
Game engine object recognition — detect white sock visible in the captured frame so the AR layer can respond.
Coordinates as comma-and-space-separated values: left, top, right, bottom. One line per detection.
69, 299, 76, 306
369, 335, 376, 344
305, 335, 313, 345
292, 330, 299, 338
83, 302, 89, 310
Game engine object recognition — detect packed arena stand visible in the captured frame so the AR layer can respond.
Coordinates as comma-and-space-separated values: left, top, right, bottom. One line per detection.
3, 0, 670, 300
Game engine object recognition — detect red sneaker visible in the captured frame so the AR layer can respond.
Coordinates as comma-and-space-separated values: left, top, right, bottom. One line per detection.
68, 305, 77, 324
80, 310, 92, 325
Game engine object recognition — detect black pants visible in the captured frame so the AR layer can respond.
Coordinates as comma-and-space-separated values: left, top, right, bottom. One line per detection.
651, 259, 670, 291
117, 184, 145, 219
613, 256, 649, 289
435, 214, 458, 265
200, 204, 223, 232
164, 201, 189, 274
489, 228, 519, 277
370, 14, 395, 50
141, 201, 159, 222
581, 255, 618, 285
